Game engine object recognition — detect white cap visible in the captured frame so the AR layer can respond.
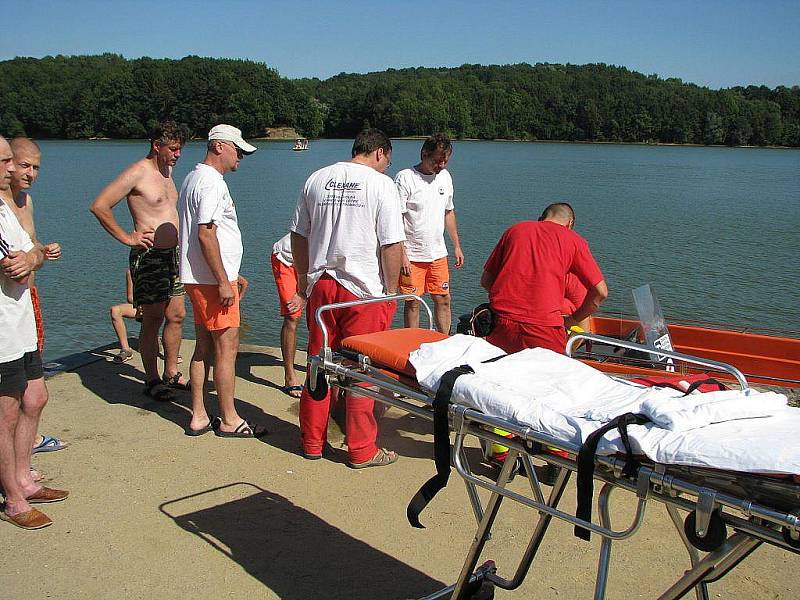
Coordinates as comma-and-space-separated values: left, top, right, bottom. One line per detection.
208, 124, 257, 155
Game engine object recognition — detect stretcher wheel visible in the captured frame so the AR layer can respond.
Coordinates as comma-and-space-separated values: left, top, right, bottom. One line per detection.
782, 527, 800, 549
308, 371, 328, 401
684, 509, 726, 552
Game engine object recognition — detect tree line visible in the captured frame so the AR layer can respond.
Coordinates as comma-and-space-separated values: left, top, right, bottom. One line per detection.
1, 55, 798, 147
0, 54, 322, 140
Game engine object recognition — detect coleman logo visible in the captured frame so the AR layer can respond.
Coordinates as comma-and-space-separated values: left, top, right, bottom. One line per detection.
325, 180, 362, 191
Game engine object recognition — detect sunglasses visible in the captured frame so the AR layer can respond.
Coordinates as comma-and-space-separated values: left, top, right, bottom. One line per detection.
220, 141, 244, 158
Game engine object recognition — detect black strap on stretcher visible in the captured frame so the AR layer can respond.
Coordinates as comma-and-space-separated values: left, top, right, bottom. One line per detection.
574, 412, 651, 541
407, 364, 475, 528
682, 378, 727, 395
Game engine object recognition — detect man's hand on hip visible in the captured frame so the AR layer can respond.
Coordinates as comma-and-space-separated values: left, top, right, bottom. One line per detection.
127, 230, 154, 249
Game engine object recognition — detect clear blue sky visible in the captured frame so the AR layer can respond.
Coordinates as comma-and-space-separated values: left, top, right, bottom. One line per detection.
2, 0, 798, 89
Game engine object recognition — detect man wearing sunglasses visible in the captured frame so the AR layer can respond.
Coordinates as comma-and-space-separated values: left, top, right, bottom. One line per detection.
178, 124, 265, 439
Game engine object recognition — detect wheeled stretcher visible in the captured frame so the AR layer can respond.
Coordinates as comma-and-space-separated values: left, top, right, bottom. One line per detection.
306, 296, 800, 599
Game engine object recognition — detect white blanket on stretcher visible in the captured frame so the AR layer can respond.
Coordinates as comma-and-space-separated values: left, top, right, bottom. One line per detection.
409, 335, 799, 474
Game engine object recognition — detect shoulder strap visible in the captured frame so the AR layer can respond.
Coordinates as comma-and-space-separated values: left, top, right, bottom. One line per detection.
407, 364, 475, 528
682, 378, 727, 395
574, 412, 651, 540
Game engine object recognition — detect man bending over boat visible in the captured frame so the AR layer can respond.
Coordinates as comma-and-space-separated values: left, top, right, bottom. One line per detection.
481, 202, 608, 354
90, 121, 188, 401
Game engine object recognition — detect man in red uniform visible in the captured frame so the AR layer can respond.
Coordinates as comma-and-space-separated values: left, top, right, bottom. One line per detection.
290, 129, 404, 468
481, 202, 608, 354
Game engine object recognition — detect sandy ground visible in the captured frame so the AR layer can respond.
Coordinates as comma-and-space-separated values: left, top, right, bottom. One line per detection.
2, 340, 797, 599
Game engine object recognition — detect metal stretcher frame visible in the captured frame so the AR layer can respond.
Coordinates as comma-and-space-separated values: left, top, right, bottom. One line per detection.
307, 296, 800, 600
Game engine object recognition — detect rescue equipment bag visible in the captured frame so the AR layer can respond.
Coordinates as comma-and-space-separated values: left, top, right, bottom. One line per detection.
456, 303, 495, 337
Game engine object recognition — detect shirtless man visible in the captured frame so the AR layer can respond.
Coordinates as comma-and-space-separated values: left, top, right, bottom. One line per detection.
0, 138, 66, 454
90, 121, 188, 401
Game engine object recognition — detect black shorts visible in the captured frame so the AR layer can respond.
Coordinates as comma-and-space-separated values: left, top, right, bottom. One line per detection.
0, 351, 44, 396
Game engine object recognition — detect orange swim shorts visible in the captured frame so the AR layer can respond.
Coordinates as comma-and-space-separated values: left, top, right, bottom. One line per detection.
184, 281, 241, 331
399, 256, 450, 296
271, 253, 302, 318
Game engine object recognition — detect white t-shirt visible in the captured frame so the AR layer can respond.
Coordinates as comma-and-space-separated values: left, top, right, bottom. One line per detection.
178, 163, 243, 285
395, 167, 454, 262
272, 233, 293, 267
290, 161, 405, 298
0, 203, 37, 363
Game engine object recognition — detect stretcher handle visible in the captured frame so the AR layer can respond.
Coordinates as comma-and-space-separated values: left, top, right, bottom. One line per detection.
566, 332, 751, 394
314, 293, 434, 355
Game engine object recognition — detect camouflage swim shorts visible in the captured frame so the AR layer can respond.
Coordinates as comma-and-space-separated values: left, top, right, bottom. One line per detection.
129, 247, 185, 307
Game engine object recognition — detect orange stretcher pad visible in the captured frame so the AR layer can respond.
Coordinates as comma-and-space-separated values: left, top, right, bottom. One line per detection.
340, 328, 448, 379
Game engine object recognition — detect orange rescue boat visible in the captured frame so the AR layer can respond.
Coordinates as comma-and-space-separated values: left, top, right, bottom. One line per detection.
573, 315, 800, 389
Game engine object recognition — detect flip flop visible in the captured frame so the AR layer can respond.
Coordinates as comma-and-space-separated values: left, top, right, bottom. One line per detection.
185, 416, 219, 437
144, 379, 178, 402
213, 419, 268, 438
281, 385, 304, 399
32, 435, 68, 453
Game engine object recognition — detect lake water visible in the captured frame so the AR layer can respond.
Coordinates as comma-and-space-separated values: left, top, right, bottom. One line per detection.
24, 139, 800, 363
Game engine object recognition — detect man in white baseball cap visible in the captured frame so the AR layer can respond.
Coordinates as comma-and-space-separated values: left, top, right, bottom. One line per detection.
207, 124, 257, 156
177, 124, 263, 438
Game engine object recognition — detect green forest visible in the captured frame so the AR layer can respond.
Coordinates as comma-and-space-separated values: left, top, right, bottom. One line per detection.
1, 54, 799, 146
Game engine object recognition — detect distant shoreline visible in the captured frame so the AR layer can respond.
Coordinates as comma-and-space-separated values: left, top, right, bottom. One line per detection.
73, 137, 798, 150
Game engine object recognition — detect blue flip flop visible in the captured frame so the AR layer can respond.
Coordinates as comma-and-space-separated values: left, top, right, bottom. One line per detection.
32, 435, 68, 454
281, 385, 304, 398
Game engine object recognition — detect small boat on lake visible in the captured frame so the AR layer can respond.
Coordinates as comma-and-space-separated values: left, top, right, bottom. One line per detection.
292, 138, 309, 151
573, 314, 800, 389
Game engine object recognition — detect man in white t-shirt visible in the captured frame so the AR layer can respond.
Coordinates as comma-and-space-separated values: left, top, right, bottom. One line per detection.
178, 124, 264, 439
0, 136, 68, 530
290, 128, 404, 468
270, 233, 304, 398
395, 133, 464, 334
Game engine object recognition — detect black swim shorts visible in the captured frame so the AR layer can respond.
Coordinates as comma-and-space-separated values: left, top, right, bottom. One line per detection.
0, 350, 44, 396
129, 246, 185, 307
